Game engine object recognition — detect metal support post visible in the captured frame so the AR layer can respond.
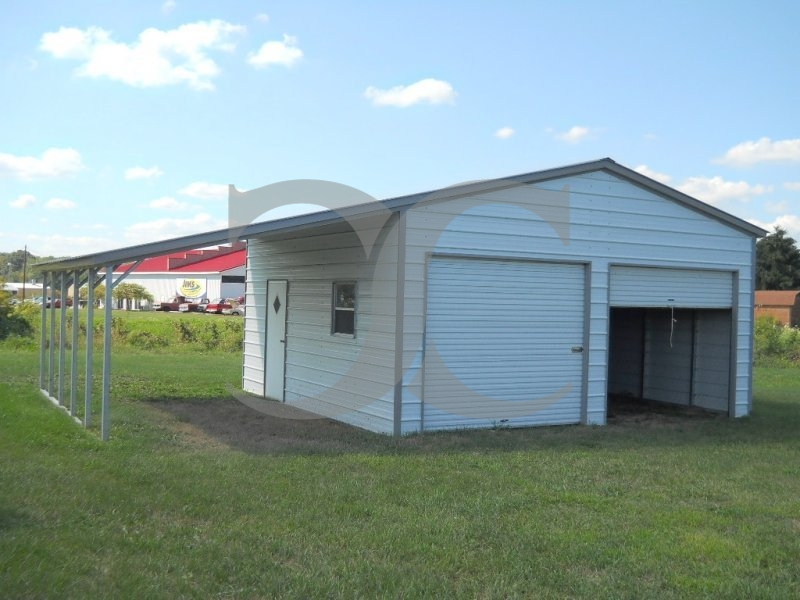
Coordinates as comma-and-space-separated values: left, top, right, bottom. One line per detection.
101, 265, 114, 441
85, 269, 95, 428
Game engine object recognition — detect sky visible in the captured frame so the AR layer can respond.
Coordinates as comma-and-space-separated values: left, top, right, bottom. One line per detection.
1, 1, 799, 257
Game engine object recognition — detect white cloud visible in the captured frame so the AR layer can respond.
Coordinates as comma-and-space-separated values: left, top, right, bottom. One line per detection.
9, 194, 36, 208
45, 197, 76, 209
247, 34, 303, 68
71, 223, 109, 231
125, 213, 226, 244
494, 127, 514, 139
39, 20, 245, 91
255, 13, 270, 23
716, 137, 800, 166
162, 0, 176, 14
25, 233, 119, 256
553, 125, 592, 143
784, 182, 800, 191
678, 176, 771, 204
634, 165, 672, 184
749, 215, 800, 241
178, 181, 228, 200
148, 196, 190, 211
765, 200, 789, 214
364, 78, 457, 107
0, 147, 84, 180
125, 165, 163, 180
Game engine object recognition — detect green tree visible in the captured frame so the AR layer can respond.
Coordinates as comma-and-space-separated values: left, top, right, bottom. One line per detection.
756, 226, 800, 290
79, 283, 106, 301
112, 283, 154, 310
0, 277, 33, 340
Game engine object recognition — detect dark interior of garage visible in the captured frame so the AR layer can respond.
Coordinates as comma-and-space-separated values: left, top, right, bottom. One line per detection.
607, 307, 733, 418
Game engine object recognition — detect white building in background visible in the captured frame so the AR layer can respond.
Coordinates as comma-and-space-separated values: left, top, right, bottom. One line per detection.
110, 243, 246, 309
2, 282, 45, 300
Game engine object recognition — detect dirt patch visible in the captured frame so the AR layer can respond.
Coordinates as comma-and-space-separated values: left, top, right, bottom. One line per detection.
148, 397, 388, 454
146, 394, 728, 454
607, 394, 725, 426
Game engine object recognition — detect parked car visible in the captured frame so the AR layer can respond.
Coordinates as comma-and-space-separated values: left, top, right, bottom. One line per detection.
178, 298, 210, 313
153, 296, 187, 311
222, 303, 245, 316
37, 297, 73, 308
205, 298, 233, 314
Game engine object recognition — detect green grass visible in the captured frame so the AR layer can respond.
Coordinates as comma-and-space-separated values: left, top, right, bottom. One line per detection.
1, 348, 799, 598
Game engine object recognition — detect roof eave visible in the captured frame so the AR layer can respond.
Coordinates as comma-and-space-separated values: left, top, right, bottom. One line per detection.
37, 157, 767, 272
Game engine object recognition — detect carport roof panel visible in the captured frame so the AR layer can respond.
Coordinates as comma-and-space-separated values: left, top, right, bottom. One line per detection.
37, 158, 767, 272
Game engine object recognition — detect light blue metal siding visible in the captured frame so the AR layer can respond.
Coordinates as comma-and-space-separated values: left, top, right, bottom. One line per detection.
402, 170, 755, 430
609, 266, 733, 308
608, 309, 644, 396
242, 250, 266, 395
642, 309, 693, 405
244, 220, 398, 434
692, 310, 731, 412
422, 257, 585, 431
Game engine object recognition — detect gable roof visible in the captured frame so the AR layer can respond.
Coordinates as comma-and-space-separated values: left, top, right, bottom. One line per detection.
115, 244, 246, 273
755, 290, 800, 307
171, 249, 246, 272
38, 158, 768, 273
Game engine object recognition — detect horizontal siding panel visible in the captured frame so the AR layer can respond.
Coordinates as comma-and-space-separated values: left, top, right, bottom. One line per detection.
402, 171, 754, 428
610, 266, 733, 308
244, 218, 399, 433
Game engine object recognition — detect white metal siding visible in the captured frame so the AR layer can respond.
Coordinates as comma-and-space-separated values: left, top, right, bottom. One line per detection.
402, 170, 755, 429
692, 310, 731, 412
243, 219, 398, 433
242, 259, 267, 394
642, 309, 693, 405
422, 257, 585, 430
609, 266, 733, 308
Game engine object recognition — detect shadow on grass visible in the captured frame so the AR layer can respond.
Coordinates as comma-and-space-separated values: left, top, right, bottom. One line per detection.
145, 392, 800, 456
0, 507, 34, 532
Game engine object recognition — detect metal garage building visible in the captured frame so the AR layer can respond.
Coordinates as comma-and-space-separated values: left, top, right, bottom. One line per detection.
243, 158, 765, 434
37, 158, 765, 438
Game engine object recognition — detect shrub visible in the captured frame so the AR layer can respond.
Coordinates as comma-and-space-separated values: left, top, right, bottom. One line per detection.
195, 320, 220, 350
127, 330, 170, 350
110, 315, 130, 342
754, 315, 800, 366
0, 302, 35, 342
172, 321, 196, 344
217, 319, 244, 352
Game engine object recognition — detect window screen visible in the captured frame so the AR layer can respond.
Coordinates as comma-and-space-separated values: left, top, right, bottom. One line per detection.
332, 282, 356, 335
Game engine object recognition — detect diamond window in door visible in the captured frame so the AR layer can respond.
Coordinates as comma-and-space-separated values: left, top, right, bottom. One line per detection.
273, 295, 282, 314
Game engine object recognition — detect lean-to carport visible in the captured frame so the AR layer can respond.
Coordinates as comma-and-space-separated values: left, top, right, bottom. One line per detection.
37, 228, 239, 440
35, 187, 395, 440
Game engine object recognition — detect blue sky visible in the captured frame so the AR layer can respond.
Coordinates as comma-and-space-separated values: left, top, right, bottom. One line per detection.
2, 1, 799, 256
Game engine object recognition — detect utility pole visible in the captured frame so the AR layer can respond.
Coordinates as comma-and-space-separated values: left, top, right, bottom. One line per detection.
22, 245, 27, 300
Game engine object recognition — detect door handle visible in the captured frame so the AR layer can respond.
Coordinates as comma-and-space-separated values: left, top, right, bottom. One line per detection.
571, 346, 584, 353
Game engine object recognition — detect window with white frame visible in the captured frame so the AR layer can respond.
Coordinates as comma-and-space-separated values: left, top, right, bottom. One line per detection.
332, 282, 356, 335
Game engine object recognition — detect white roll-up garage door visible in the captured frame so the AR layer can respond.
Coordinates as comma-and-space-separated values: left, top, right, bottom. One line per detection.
422, 257, 586, 431
609, 266, 733, 308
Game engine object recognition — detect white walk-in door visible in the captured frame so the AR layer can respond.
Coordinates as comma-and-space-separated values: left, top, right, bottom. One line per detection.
423, 257, 586, 430
265, 280, 288, 400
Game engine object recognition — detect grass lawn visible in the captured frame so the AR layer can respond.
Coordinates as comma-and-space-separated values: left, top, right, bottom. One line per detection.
1, 347, 799, 598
